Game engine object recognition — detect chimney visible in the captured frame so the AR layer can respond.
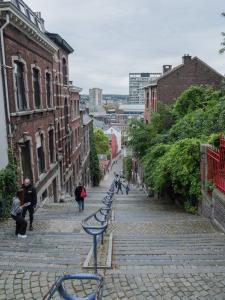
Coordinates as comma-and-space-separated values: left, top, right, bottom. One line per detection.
182, 54, 192, 64
35, 12, 45, 31
163, 65, 172, 74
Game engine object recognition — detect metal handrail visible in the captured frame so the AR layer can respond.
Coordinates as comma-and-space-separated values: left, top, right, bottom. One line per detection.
46, 273, 104, 300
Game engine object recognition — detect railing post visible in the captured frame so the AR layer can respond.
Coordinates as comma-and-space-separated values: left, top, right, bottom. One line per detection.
93, 235, 98, 273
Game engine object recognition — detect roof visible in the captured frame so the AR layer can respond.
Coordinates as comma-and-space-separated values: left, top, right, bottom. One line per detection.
119, 104, 145, 112
83, 114, 92, 126
45, 32, 74, 54
1, 0, 45, 32
143, 56, 224, 89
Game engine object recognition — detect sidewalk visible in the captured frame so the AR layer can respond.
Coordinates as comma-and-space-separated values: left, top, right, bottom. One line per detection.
0, 159, 225, 299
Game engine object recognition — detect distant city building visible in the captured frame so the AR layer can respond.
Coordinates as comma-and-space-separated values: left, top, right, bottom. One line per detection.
89, 88, 102, 112
129, 73, 161, 104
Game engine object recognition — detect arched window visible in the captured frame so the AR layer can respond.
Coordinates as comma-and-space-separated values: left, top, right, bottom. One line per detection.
14, 61, 27, 111
62, 58, 67, 85
46, 72, 51, 107
33, 68, 41, 108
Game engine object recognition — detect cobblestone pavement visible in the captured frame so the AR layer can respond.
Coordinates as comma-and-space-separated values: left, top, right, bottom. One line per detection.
0, 159, 225, 299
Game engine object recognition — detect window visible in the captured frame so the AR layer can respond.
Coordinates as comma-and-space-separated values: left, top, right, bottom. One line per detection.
46, 73, 51, 107
33, 68, 41, 108
14, 61, 27, 111
64, 98, 69, 132
62, 58, 67, 85
58, 123, 61, 148
20, 140, 33, 181
37, 134, 45, 175
49, 129, 54, 164
55, 76, 60, 106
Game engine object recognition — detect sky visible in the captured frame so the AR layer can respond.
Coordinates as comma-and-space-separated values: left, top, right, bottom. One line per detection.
25, 0, 225, 94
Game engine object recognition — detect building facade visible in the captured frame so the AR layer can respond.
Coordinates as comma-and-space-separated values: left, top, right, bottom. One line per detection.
144, 55, 224, 123
0, 0, 87, 203
89, 88, 102, 112
129, 73, 161, 104
80, 113, 91, 187
69, 83, 82, 188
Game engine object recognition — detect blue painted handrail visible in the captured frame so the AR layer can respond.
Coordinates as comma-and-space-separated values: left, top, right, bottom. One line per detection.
47, 274, 104, 300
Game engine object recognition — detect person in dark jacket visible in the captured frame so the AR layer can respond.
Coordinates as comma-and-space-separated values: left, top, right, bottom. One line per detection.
22, 178, 37, 231
75, 183, 85, 212
116, 179, 124, 195
11, 189, 28, 238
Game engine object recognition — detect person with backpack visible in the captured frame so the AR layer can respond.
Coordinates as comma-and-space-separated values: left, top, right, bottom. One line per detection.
75, 183, 87, 212
11, 189, 29, 238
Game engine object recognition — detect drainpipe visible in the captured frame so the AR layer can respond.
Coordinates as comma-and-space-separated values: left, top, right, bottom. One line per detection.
0, 13, 11, 136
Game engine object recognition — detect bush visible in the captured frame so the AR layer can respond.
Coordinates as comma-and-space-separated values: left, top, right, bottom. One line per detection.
0, 152, 18, 219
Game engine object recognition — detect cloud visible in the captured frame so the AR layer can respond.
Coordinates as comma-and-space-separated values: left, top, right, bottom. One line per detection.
25, 0, 225, 93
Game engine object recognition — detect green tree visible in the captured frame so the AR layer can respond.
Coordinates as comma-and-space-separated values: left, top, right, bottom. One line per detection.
94, 129, 110, 158
129, 84, 225, 211
123, 156, 132, 182
172, 85, 222, 119
128, 120, 157, 158
89, 123, 101, 186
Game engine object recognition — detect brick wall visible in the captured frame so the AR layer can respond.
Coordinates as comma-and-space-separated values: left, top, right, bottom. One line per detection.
157, 57, 223, 105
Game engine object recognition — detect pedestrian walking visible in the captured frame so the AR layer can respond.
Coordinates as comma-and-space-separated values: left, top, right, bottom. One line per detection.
114, 174, 119, 188
116, 179, 124, 195
11, 189, 28, 238
125, 183, 130, 195
22, 178, 37, 231
75, 183, 87, 212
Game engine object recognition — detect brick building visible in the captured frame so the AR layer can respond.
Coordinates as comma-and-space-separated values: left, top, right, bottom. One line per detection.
144, 55, 224, 123
80, 113, 91, 187
45, 32, 74, 197
69, 83, 82, 188
0, 0, 85, 203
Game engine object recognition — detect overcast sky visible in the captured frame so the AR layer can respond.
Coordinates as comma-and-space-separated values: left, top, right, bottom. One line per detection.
26, 0, 225, 94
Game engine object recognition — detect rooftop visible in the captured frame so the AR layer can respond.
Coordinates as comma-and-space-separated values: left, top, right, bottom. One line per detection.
119, 104, 145, 112
46, 32, 74, 54
0, 0, 45, 32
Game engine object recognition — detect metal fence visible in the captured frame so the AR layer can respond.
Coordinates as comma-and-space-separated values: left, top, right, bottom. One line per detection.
208, 136, 225, 193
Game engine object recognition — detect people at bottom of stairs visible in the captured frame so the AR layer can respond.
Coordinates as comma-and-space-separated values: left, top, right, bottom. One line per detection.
11, 189, 28, 238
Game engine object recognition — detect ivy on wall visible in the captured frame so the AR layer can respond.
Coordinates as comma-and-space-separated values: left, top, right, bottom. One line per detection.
0, 151, 18, 219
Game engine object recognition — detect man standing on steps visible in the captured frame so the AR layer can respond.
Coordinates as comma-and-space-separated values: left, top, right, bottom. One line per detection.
22, 178, 37, 231
116, 179, 124, 195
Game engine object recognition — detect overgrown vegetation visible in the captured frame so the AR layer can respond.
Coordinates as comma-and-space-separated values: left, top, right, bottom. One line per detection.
0, 151, 18, 219
89, 123, 101, 186
123, 156, 132, 182
129, 85, 225, 213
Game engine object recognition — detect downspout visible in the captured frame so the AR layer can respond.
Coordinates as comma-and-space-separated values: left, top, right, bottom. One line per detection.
0, 13, 11, 136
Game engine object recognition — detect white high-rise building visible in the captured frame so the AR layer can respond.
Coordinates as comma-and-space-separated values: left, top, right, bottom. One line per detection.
89, 88, 103, 112
129, 73, 161, 104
